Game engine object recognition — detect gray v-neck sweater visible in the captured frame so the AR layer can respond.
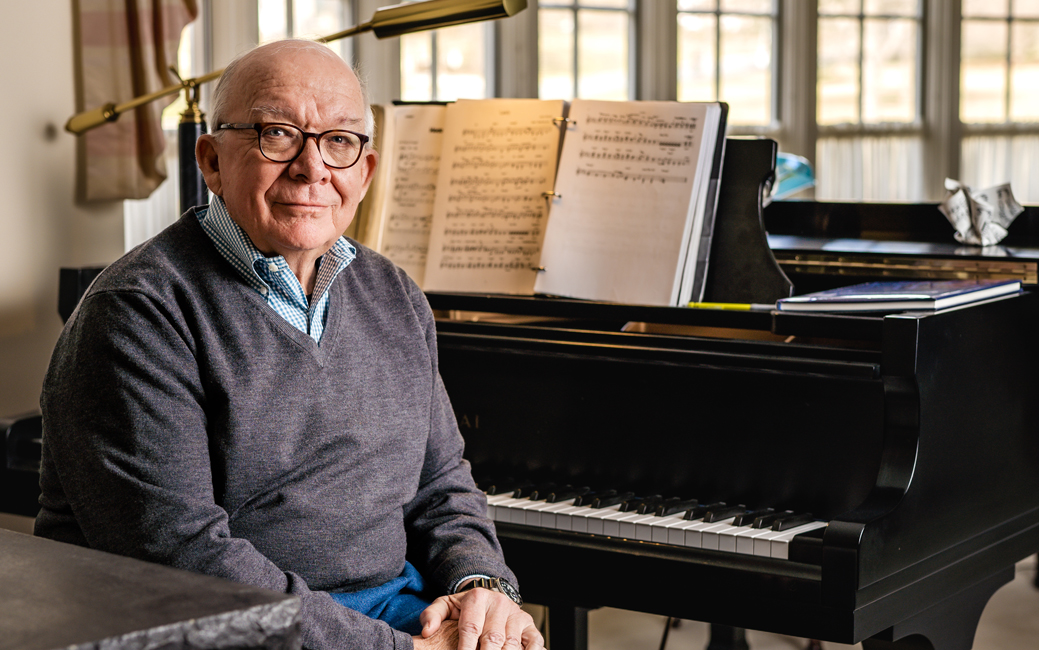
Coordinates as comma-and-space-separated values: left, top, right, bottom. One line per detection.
36, 211, 514, 650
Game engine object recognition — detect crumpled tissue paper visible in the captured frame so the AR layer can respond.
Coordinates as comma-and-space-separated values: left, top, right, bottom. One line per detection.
939, 179, 1024, 246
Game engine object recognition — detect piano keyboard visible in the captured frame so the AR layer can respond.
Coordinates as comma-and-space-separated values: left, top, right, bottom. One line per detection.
483, 486, 827, 561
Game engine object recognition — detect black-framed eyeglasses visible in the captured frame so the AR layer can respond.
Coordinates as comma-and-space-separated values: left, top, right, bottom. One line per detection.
215, 122, 370, 169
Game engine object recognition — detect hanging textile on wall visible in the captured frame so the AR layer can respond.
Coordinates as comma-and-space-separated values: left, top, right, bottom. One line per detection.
74, 0, 198, 202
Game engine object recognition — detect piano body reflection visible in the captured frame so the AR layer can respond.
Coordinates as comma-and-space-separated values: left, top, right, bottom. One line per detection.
426, 140, 1039, 650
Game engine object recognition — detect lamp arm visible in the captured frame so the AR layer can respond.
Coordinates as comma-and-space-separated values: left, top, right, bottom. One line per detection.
64, 0, 526, 135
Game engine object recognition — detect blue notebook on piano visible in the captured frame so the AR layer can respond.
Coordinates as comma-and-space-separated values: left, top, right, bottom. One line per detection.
776, 279, 1022, 312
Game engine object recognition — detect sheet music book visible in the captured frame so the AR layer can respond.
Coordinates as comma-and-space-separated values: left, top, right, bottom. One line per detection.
776, 279, 1022, 312
534, 100, 727, 306
358, 98, 727, 306
355, 103, 447, 286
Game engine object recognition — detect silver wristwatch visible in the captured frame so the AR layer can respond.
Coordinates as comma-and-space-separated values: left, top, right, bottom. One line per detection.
459, 576, 523, 605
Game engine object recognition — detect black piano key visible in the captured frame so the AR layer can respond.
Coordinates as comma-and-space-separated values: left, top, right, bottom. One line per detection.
591, 491, 636, 508
573, 489, 616, 507
751, 510, 793, 529
655, 498, 699, 517
546, 486, 591, 503
702, 504, 747, 523
771, 512, 815, 531
620, 495, 663, 513
731, 508, 774, 527
684, 502, 727, 520
485, 481, 532, 496
636, 496, 675, 514
514, 483, 556, 499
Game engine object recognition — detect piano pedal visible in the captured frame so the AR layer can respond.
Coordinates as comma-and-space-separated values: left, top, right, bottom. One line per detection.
805, 640, 824, 650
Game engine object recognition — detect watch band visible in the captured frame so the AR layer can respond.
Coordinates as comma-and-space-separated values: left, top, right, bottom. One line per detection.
459, 576, 523, 605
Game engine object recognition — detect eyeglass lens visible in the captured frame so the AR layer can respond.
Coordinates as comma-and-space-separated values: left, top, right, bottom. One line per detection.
259, 124, 363, 168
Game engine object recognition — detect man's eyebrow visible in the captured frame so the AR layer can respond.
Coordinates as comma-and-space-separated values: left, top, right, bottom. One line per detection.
248, 106, 364, 129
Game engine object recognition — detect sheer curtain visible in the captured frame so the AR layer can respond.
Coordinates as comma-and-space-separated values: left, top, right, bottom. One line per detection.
960, 135, 1039, 205
815, 136, 925, 202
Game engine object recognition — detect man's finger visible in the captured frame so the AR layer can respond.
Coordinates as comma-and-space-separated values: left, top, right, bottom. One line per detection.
455, 588, 494, 650
419, 595, 455, 638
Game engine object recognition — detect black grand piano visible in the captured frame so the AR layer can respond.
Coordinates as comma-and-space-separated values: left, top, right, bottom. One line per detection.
427, 139, 1039, 650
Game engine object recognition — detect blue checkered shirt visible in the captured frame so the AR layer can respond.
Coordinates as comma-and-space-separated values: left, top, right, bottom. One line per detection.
196, 196, 356, 343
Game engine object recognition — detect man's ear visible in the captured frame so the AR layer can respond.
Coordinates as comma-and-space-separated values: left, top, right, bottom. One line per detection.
196, 134, 223, 196
356, 148, 379, 199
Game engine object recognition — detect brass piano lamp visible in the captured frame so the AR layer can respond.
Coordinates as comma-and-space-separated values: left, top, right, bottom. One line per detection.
63, 0, 528, 211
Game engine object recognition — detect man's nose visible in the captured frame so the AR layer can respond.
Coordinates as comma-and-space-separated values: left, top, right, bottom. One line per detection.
288, 136, 330, 182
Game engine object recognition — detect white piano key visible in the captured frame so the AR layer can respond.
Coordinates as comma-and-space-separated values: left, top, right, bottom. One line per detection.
716, 524, 748, 553
536, 500, 579, 529
604, 510, 647, 537
699, 520, 739, 550
552, 504, 589, 531
734, 527, 775, 555
524, 499, 578, 527
683, 518, 736, 548
583, 505, 624, 534
489, 497, 530, 523
645, 515, 688, 543
753, 521, 827, 558
769, 521, 828, 559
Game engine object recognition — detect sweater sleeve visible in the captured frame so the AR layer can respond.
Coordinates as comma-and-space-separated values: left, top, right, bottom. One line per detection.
398, 280, 518, 592
37, 288, 415, 650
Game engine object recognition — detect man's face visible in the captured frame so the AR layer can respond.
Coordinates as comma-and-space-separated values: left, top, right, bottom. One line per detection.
197, 45, 377, 260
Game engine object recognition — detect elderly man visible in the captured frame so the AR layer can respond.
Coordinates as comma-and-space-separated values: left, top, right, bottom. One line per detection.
36, 40, 542, 650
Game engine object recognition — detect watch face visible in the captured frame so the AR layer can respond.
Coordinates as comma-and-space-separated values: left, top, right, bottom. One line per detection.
496, 578, 523, 605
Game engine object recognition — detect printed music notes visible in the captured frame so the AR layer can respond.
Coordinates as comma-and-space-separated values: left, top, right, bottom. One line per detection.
534, 100, 726, 306
423, 99, 566, 294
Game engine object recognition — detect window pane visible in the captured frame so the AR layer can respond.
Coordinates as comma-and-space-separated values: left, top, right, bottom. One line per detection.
720, 0, 772, 12
677, 13, 717, 102
539, 8, 575, 99
401, 33, 433, 101
864, 0, 917, 16
679, 0, 717, 9
1010, 21, 1039, 120
961, 20, 1009, 122
819, 0, 861, 16
818, 18, 861, 124
719, 15, 772, 125
293, 0, 346, 58
963, 0, 1009, 17
259, 0, 288, 42
435, 23, 487, 101
592, 0, 630, 8
862, 18, 916, 122
1015, 0, 1039, 18
577, 9, 629, 100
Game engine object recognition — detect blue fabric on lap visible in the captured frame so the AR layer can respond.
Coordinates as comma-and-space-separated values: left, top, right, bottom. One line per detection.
330, 562, 433, 635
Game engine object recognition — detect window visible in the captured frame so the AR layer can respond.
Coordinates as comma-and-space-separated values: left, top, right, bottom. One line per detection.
258, 0, 352, 59
400, 23, 491, 101
813, 0, 924, 201
538, 0, 634, 101
677, 0, 777, 128
960, 0, 1039, 202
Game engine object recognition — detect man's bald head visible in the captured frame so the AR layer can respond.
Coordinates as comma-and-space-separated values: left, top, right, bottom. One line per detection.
209, 40, 374, 139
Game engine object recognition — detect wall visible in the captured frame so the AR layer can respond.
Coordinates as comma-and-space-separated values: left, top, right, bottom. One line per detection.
0, 1, 126, 415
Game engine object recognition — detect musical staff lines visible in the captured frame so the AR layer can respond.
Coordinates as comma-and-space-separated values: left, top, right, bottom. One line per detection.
574, 168, 687, 184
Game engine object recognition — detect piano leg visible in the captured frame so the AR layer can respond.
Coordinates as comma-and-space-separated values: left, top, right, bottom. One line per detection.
546, 604, 590, 650
705, 624, 749, 650
860, 567, 1013, 650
